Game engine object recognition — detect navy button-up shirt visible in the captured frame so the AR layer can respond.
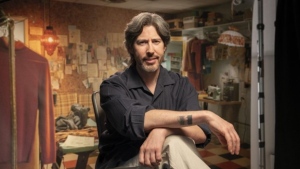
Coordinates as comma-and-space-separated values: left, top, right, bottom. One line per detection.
96, 65, 211, 169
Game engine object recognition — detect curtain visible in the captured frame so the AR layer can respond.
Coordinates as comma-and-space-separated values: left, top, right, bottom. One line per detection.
275, 0, 300, 168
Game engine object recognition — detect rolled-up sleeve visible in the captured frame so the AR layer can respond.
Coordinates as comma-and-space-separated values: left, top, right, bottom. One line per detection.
100, 78, 154, 140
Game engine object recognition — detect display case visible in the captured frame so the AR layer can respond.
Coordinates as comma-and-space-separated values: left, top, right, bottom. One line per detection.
163, 36, 183, 74
168, 52, 182, 73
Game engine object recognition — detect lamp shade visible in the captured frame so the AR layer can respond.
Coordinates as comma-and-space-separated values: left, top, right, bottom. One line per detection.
41, 26, 59, 56
218, 29, 245, 47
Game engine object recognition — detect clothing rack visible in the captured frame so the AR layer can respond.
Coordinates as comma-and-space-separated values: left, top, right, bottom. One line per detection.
0, 9, 16, 169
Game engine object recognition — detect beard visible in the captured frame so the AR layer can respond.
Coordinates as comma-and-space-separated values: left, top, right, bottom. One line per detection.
136, 55, 163, 73
141, 62, 159, 72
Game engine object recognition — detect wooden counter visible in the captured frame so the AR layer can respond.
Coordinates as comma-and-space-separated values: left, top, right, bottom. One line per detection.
198, 98, 241, 126
198, 98, 241, 106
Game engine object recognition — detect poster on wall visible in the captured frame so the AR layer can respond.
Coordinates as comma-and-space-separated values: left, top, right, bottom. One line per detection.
87, 63, 98, 77
96, 46, 107, 60
69, 28, 80, 44
58, 35, 68, 47
78, 43, 87, 65
98, 59, 107, 71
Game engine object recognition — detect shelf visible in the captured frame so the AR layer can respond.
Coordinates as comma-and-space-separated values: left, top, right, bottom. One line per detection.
170, 28, 183, 32
170, 36, 184, 42
181, 20, 252, 37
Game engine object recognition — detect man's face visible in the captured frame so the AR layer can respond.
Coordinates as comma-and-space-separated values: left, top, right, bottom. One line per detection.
133, 25, 166, 73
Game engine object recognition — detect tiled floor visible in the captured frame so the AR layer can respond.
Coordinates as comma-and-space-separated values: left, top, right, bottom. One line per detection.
53, 150, 98, 169
199, 141, 250, 169
57, 139, 250, 169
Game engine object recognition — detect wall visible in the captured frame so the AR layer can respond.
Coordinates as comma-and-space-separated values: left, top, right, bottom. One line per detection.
1, 0, 143, 95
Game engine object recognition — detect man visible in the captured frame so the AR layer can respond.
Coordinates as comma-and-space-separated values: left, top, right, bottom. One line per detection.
96, 12, 240, 169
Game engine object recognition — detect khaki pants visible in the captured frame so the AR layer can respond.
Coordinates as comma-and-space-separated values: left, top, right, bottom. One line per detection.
114, 135, 210, 169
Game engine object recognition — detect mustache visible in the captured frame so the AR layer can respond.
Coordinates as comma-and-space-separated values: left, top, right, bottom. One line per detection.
143, 56, 159, 61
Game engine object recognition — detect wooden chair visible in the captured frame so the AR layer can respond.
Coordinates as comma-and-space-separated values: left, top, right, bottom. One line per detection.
91, 90, 106, 136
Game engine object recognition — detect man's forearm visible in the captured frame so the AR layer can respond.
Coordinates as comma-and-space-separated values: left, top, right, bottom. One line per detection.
144, 109, 211, 131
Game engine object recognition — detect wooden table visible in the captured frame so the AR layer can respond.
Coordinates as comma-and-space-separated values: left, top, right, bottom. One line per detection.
52, 127, 98, 169
53, 141, 98, 169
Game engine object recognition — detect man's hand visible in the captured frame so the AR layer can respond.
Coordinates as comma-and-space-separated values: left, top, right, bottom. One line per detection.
144, 109, 240, 155
139, 128, 167, 167
206, 112, 240, 155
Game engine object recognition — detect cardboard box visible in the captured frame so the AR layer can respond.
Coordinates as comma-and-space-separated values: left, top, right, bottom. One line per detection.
208, 12, 222, 19
183, 16, 199, 29
167, 19, 183, 30
207, 12, 223, 22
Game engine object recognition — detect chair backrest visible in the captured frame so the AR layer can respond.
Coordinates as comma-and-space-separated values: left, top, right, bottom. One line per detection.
91, 91, 106, 135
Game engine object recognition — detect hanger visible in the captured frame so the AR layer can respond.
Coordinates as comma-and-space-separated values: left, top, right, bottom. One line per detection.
0, 24, 7, 37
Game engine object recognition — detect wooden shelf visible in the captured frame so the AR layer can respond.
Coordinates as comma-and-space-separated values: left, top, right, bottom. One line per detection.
181, 20, 252, 37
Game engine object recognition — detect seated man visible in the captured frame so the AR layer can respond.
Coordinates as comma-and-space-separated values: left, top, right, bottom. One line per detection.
96, 12, 240, 169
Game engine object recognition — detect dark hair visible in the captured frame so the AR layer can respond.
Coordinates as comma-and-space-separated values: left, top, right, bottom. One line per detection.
124, 12, 170, 65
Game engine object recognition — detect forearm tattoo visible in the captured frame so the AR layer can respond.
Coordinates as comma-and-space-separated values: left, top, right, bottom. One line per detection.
179, 116, 185, 125
178, 115, 193, 125
187, 115, 192, 125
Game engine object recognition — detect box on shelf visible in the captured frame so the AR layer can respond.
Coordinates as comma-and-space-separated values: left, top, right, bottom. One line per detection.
232, 8, 253, 21
183, 16, 199, 29
207, 12, 222, 20
167, 19, 183, 30
198, 18, 207, 27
